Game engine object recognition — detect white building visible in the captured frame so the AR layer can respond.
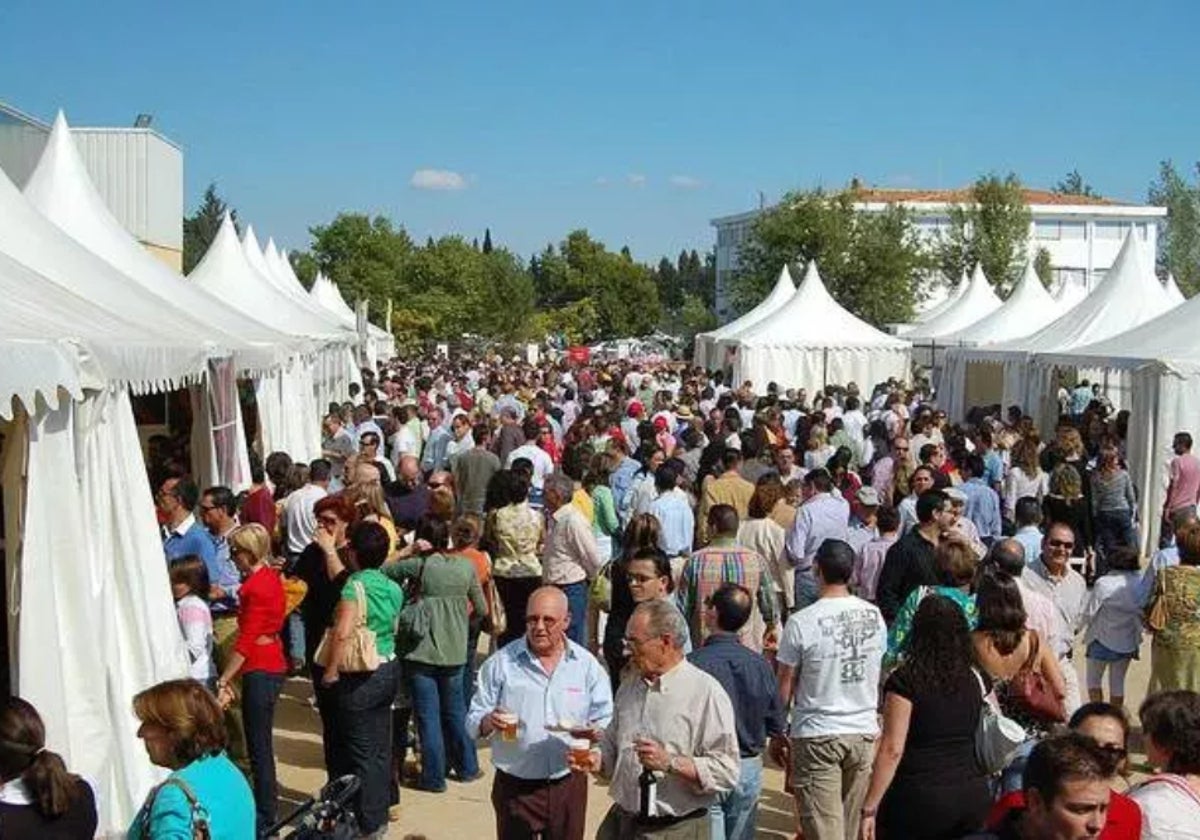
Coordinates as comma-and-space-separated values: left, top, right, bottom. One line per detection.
712, 187, 1166, 323
0, 101, 184, 270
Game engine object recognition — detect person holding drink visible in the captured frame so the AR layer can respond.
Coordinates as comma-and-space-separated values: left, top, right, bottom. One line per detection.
584, 598, 740, 839
467, 586, 613, 840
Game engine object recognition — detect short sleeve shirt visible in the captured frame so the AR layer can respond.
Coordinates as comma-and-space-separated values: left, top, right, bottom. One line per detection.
341, 569, 405, 658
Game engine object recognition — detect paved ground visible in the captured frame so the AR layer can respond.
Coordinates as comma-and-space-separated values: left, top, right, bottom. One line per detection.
273, 638, 1154, 838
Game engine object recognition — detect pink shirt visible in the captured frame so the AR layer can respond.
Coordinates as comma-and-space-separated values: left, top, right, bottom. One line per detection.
1166, 453, 1200, 513
853, 534, 899, 603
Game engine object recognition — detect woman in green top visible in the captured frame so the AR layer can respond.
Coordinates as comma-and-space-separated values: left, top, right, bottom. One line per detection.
320, 521, 403, 835
385, 514, 487, 792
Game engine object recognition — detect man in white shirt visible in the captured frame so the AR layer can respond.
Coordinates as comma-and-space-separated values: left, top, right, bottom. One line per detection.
840, 395, 868, 461
1022, 522, 1088, 715
507, 418, 556, 508
284, 459, 331, 561
773, 539, 886, 840
786, 469, 850, 609
541, 475, 602, 648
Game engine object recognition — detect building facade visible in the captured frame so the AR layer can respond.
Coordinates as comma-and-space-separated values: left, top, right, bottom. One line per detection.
711, 187, 1166, 323
0, 102, 184, 270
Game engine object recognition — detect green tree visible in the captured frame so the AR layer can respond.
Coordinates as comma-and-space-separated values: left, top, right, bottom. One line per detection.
1053, 170, 1097, 197
1034, 247, 1053, 288
182, 183, 238, 274
1149, 161, 1200, 296
303, 214, 413, 325
936, 173, 1032, 295
732, 187, 927, 325
655, 257, 683, 312
482, 228, 494, 254
289, 251, 319, 289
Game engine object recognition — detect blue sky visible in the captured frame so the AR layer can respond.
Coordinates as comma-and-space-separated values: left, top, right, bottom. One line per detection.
2, 0, 1197, 262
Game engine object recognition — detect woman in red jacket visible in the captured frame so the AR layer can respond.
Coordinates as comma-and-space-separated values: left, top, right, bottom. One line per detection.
216, 522, 286, 838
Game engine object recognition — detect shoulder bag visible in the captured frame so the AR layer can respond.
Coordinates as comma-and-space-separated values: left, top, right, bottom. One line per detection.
1145, 570, 1169, 632
138, 776, 211, 839
973, 668, 1027, 775
590, 560, 614, 612
395, 558, 432, 657
1007, 631, 1066, 723
313, 579, 380, 673
486, 578, 507, 637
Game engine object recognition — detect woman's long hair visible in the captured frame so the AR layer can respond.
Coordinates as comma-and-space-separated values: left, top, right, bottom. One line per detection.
896, 595, 974, 695
975, 568, 1028, 656
0, 698, 81, 818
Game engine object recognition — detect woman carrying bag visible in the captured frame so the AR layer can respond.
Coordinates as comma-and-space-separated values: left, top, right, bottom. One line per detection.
317, 520, 404, 837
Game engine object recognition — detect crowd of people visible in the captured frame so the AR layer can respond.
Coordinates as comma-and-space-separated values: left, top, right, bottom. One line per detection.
4, 353, 1200, 839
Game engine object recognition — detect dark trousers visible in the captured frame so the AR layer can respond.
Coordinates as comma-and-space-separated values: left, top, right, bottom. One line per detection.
408, 661, 478, 790
310, 664, 340, 781
491, 769, 589, 840
555, 580, 589, 647
241, 670, 284, 837
1095, 509, 1138, 576
334, 659, 398, 833
496, 577, 542, 647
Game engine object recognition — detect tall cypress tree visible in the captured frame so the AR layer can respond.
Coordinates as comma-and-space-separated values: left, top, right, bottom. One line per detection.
482, 228, 494, 254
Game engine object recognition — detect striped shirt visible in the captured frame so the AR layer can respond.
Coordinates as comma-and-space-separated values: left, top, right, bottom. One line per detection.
677, 539, 777, 653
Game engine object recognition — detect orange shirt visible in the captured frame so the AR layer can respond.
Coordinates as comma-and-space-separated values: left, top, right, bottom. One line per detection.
457, 547, 491, 617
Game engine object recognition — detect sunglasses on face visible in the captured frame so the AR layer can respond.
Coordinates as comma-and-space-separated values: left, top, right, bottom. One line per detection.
1047, 539, 1074, 550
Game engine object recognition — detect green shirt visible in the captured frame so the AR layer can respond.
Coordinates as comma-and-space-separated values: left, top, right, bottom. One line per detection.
341, 569, 405, 658
384, 553, 486, 666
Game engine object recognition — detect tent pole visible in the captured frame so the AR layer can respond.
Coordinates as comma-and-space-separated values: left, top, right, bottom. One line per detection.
822, 347, 829, 392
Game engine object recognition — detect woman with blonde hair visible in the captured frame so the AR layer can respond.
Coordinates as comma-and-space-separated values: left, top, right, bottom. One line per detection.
215, 523, 286, 835
347, 481, 400, 560
1043, 462, 1092, 568
1003, 437, 1048, 520
0, 698, 96, 835
129, 679, 253, 838
804, 425, 835, 471
739, 476, 791, 616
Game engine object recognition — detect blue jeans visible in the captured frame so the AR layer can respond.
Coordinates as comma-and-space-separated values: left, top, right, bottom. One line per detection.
556, 580, 589, 647
708, 755, 763, 840
794, 569, 819, 613
407, 661, 478, 791
285, 610, 306, 663
335, 660, 397, 833
999, 738, 1038, 795
241, 670, 284, 837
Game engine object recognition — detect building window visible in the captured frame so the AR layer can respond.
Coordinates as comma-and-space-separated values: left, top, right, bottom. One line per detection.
1061, 221, 1085, 240
1094, 221, 1126, 240
1035, 220, 1061, 240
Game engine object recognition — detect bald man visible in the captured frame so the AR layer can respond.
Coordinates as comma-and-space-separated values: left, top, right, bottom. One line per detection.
385, 454, 430, 531
467, 587, 613, 840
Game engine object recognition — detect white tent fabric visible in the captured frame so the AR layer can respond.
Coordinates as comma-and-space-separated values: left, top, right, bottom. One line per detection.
0, 166, 214, 393
19, 389, 188, 832
693, 264, 795, 370
22, 113, 302, 375
916, 273, 966, 322
905, 265, 1002, 341
937, 262, 1065, 346
943, 232, 1175, 424
1164, 273, 1185, 306
728, 261, 911, 390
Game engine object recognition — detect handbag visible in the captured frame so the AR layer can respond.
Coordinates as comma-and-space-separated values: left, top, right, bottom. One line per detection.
486, 579, 507, 637
1007, 631, 1066, 723
143, 776, 211, 839
590, 561, 614, 612
282, 575, 308, 617
395, 559, 432, 657
1145, 571, 1169, 632
973, 668, 1026, 775
313, 580, 380, 673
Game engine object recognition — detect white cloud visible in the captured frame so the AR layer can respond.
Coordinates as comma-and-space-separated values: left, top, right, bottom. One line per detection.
627, 173, 647, 187
669, 174, 703, 189
410, 168, 468, 191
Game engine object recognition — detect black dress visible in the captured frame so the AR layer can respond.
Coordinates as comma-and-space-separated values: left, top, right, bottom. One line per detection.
0, 778, 97, 838
877, 667, 992, 840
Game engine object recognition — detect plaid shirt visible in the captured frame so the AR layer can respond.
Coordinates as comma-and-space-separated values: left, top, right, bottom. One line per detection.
677, 538, 777, 653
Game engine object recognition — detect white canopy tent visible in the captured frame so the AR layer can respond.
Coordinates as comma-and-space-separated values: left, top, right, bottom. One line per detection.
188, 217, 346, 461
893, 273, 965, 336
1164, 273, 1185, 306
727, 261, 911, 390
20, 113, 307, 490
307, 270, 396, 366
943, 231, 1175, 426
904, 264, 1003, 342
0, 189, 194, 831
693, 264, 795, 370
1030, 281, 1200, 551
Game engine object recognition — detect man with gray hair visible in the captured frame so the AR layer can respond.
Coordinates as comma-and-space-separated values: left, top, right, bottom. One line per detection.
588, 599, 739, 839
542, 472, 601, 647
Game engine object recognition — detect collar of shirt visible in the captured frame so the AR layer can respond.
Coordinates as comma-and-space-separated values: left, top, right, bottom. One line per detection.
170, 514, 198, 538
642, 657, 690, 694
701, 632, 740, 650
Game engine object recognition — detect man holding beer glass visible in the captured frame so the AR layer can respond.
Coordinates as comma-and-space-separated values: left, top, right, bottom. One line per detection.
467, 586, 613, 839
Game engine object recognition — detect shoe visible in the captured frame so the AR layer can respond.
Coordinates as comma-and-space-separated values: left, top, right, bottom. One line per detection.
388, 805, 402, 823
452, 769, 484, 783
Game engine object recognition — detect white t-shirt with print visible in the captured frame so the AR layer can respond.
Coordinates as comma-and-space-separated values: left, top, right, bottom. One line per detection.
776, 595, 886, 739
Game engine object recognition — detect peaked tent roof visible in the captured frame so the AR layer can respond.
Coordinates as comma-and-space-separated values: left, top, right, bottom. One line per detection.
968, 231, 1174, 359
190, 217, 351, 341
936, 262, 1064, 346
734, 262, 910, 349
703, 264, 796, 342
21, 112, 300, 373
914, 273, 966, 323
1164, 273, 1185, 305
311, 274, 357, 326
0, 159, 214, 392
1036, 270, 1200, 373
905, 265, 1002, 341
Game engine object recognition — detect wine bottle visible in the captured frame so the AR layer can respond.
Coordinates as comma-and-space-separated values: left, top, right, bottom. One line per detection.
638, 765, 658, 819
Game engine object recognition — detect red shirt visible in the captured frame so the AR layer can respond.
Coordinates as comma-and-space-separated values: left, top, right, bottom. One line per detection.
233, 566, 287, 675
987, 789, 1141, 840
241, 486, 277, 536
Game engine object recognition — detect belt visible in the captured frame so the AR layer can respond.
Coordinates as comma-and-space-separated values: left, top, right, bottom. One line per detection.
627, 807, 707, 828
739, 750, 761, 760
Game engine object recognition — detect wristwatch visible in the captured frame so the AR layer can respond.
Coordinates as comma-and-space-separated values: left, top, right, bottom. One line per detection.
667, 755, 684, 775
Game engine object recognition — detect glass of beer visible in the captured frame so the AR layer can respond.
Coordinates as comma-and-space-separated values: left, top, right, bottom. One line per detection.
495, 710, 519, 742
568, 738, 592, 771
